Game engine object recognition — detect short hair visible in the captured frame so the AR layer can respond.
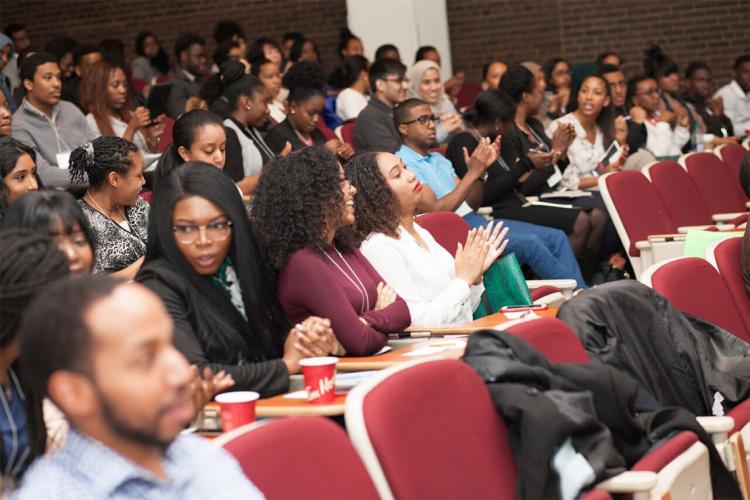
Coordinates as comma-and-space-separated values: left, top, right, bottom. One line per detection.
44, 36, 77, 62
685, 61, 711, 79
463, 89, 516, 127
643, 44, 678, 78
414, 45, 438, 63
72, 43, 100, 66
20, 51, 57, 83
368, 57, 406, 93
626, 73, 655, 105
225, 74, 265, 112
249, 56, 273, 76
98, 38, 125, 67
393, 97, 429, 130
735, 55, 750, 70
375, 44, 399, 61
3, 23, 26, 37
329, 55, 369, 90
482, 60, 506, 80
283, 32, 304, 44
597, 64, 622, 76
595, 51, 621, 66
174, 33, 205, 60
213, 21, 245, 44
542, 57, 571, 91
499, 64, 536, 103
282, 60, 326, 103
338, 28, 360, 57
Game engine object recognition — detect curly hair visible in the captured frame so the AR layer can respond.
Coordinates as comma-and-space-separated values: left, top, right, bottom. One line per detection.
68, 135, 138, 187
282, 60, 326, 103
345, 152, 400, 246
251, 147, 355, 272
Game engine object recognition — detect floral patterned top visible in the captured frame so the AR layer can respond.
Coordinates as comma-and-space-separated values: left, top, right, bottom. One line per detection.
78, 197, 149, 274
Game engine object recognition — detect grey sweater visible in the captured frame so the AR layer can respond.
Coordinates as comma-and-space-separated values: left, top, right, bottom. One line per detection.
12, 99, 97, 188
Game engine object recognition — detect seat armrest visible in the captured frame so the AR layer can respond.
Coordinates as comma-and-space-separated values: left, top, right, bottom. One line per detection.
712, 212, 747, 222
596, 471, 658, 495
677, 224, 735, 233
526, 279, 577, 299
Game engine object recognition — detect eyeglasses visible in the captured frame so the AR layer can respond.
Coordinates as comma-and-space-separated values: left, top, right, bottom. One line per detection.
636, 88, 660, 96
172, 220, 233, 244
400, 114, 441, 126
384, 76, 409, 85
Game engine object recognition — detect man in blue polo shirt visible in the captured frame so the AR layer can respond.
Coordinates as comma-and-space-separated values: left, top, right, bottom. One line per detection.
395, 98, 586, 287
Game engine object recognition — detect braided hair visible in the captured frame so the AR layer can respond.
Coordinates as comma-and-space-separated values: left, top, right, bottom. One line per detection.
68, 136, 138, 187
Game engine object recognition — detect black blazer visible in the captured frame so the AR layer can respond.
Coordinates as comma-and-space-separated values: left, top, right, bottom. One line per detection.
265, 118, 327, 154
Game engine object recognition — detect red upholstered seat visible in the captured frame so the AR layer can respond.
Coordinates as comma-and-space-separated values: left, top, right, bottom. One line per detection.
715, 143, 749, 196
456, 82, 482, 110
631, 431, 698, 473
710, 237, 750, 334
347, 359, 517, 499
220, 417, 378, 499
416, 211, 470, 257
647, 160, 715, 227
646, 257, 750, 342
339, 121, 357, 148
601, 171, 675, 257
157, 116, 175, 153
139, 191, 153, 204
503, 317, 591, 364
683, 152, 747, 213
317, 118, 338, 141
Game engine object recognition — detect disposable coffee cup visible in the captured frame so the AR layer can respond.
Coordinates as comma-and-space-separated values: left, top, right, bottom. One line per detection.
300, 357, 338, 404
215, 391, 259, 431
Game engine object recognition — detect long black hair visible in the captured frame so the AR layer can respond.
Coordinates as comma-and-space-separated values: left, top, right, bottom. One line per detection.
135, 31, 170, 75
153, 109, 225, 186
199, 58, 246, 109
0, 136, 41, 211
338, 28, 360, 59
225, 74, 265, 113
345, 152, 400, 246
576, 74, 616, 147
542, 57, 571, 93
68, 136, 138, 187
1, 190, 95, 253
463, 89, 517, 134
329, 55, 369, 90
141, 162, 288, 357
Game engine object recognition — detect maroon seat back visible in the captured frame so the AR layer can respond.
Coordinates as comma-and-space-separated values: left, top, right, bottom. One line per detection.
603, 171, 675, 256
711, 237, 750, 334
684, 152, 747, 213
359, 359, 517, 499
648, 160, 713, 227
340, 121, 357, 148
717, 144, 749, 196
416, 211, 470, 257
649, 257, 750, 342
631, 431, 698, 473
157, 116, 175, 153
504, 317, 591, 363
222, 417, 379, 499
456, 82, 482, 110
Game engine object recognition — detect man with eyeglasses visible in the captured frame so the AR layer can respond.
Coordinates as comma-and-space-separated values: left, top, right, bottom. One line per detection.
599, 64, 647, 154
354, 57, 408, 153
394, 98, 588, 288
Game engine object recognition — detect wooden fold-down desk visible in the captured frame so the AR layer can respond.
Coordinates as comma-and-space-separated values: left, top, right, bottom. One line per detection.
403, 307, 558, 335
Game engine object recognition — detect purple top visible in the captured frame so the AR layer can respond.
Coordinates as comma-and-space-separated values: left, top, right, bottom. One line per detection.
278, 246, 411, 355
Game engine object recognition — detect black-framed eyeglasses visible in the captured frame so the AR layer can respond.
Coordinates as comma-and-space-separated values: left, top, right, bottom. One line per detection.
400, 114, 441, 126
172, 220, 233, 244
384, 76, 408, 85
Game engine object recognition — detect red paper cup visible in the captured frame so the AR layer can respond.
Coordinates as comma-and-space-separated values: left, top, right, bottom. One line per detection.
300, 357, 338, 404
215, 391, 259, 432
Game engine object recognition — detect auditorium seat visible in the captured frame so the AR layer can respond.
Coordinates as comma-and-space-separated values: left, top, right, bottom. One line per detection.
337, 120, 357, 149
714, 143, 749, 198
706, 237, 750, 335
680, 152, 748, 216
501, 317, 591, 364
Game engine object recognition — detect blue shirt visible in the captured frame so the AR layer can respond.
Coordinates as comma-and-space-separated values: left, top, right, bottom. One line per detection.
12, 429, 265, 500
0, 368, 30, 478
396, 144, 457, 198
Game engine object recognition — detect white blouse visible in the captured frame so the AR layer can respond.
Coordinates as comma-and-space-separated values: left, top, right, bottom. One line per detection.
86, 114, 150, 153
360, 224, 484, 326
336, 88, 369, 121
547, 112, 605, 190
643, 119, 690, 158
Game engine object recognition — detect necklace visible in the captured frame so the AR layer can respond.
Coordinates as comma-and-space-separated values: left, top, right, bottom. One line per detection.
323, 247, 370, 313
86, 190, 126, 222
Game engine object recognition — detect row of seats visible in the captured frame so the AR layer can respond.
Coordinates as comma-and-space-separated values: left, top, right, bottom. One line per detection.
600, 144, 750, 277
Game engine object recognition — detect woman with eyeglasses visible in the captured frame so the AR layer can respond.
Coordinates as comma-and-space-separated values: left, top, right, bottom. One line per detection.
137, 162, 340, 396
542, 57, 573, 121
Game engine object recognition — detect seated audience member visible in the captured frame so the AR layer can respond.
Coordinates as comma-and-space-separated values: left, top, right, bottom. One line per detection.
43, 36, 77, 81
407, 60, 464, 144
595, 51, 622, 71
212, 40, 246, 71
98, 39, 126, 70
2, 191, 94, 276
347, 152, 508, 325
0, 137, 39, 216
12, 52, 97, 188
282, 31, 303, 61
81, 60, 165, 154
153, 109, 246, 190
247, 36, 283, 71
287, 37, 319, 66
200, 58, 246, 119
599, 64, 648, 153
0, 89, 12, 135
395, 98, 587, 287
547, 75, 627, 190
338, 28, 364, 59
131, 31, 170, 84
333, 55, 370, 121
0, 33, 16, 113
683, 61, 737, 141
223, 73, 281, 192
446, 90, 604, 274
354, 57, 408, 153
521, 60, 549, 124
644, 45, 698, 137
627, 74, 690, 157
742, 151, 750, 296
0, 229, 71, 483
374, 43, 400, 62
252, 148, 411, 355
714, 55, 750, 137
61, 44, 102, 111
250, 57, 285, 123
414, 46, 464, 104
265, 62, 354, 160
543, 57, 573, 121
69, 136, 147, 278
2, 23, 30, 93
13, 276, 264, 498
166, 33, 207, 119
137, 162, 338, 395
214, 21, 247, 53
482, 60, 507, 90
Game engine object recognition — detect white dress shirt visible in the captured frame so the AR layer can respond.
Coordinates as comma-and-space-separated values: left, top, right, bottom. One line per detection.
715, 80, 750, 136
336, 88, 369, 121
86, 114, 150, 153
360, 224, 484, 326
642, 118, 690, 158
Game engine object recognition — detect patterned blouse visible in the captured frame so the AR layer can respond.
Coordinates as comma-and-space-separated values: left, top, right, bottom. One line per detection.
78, 198, 149, 274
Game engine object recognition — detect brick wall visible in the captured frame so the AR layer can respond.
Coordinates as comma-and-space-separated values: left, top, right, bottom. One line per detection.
447, 0, 750, 86
2, 0, 748, 87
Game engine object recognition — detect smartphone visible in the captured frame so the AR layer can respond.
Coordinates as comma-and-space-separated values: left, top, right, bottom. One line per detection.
500, 304, 549, 312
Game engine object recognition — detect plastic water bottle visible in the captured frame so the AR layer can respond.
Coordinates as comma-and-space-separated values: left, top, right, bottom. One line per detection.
692, 123, 704, 152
